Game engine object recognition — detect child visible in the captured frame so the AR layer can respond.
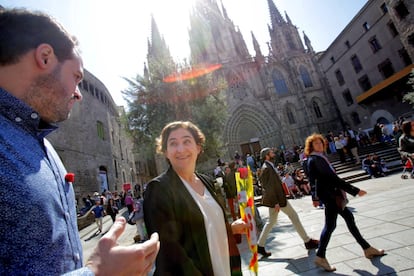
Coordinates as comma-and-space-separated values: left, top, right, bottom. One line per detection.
92, 199, 106, 233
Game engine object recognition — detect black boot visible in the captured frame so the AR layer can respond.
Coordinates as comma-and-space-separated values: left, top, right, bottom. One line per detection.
257, 245, 271, 257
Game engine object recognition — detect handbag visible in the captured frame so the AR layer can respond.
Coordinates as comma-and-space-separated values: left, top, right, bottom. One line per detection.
335, 189, 349, 210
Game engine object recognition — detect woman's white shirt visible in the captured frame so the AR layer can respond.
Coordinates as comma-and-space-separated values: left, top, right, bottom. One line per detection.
181, 177, 230, 276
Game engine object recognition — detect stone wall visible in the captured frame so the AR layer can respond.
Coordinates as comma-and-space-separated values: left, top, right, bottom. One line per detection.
48, 69, 137, 200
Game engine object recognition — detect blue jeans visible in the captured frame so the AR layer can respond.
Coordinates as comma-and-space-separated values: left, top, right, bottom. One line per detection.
317, 202, 370, 258
329, 142, 337, 153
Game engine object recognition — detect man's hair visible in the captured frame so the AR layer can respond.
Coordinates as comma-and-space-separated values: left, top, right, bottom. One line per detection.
0, 8, 78, 66
260, 147, 271, 161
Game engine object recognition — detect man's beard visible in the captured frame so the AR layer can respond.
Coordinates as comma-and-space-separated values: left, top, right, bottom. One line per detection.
27, 65, 70, 123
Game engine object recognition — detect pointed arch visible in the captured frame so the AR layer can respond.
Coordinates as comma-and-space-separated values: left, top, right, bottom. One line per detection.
223, 103, 283, 153
285, 103, 296, 124
312, 99, 323, 118
286, 33, 296, 50
226, 69, 248, 99
351, 112, 361, 125
271, 69, 289, 95
299, 65, 313, 88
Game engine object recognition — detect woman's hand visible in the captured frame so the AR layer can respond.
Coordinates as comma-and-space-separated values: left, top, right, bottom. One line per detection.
358, 189, 367, 197
312, 201, 320, 208
231, 218, 248, 234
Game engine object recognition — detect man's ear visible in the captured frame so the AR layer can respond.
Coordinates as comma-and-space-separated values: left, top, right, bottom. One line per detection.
34, 43, 56, 69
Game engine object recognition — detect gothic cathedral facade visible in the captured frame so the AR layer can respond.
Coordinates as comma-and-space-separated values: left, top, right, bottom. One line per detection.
187, 0, 342, 157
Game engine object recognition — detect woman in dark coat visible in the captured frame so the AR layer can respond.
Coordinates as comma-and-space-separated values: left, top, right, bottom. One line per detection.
398, 120, 414, 159
223, 161, 238, 221
305, 133, 384, 272
144, 121, 246, 276
105, 198, 118, 223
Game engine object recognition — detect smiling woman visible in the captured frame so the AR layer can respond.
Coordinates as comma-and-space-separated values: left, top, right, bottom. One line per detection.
143, 121, 247, 275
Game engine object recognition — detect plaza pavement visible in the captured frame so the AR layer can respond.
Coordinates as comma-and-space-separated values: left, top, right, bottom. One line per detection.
239, 172, 414, 275
79, 171, 414, 275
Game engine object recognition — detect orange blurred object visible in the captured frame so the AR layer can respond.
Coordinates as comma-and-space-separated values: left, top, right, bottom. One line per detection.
163, 63, 222, 83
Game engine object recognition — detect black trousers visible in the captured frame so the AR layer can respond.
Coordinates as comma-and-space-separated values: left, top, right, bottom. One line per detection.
316, 201, 370, 258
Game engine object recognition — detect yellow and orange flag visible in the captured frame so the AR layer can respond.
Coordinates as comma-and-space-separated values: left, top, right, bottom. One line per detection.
235, 166, 258, 275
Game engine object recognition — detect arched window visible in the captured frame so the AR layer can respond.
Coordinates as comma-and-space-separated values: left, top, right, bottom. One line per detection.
286, 33, 296, 50
286, 106, 296, 124
351, 112, 361, 125
272, 69, 289, 95
313, 101, 323, 118
97, 121, 105, 140
299, 66, 313, 88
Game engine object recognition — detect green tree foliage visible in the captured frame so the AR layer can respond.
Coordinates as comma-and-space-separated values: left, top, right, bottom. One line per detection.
123, 60, 228, 172
403, 69, 414, 107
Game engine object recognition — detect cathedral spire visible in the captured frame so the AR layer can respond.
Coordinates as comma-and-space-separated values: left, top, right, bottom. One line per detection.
220, 0, 229, 20
285, 11, 292, 25
252, 31, 264, 64
267, 0, 285, 28
252, 31, 263, 57
143, 62, 149, 81
149, 15, 172, 58
303, 31, 314, 53
150, 15, 162, 46
147, 15, 175, 77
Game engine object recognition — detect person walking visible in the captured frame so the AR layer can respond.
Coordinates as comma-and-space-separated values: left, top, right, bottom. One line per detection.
92, 199, 106, 233
256, 147, 319, 257
305, 133, 385, 272
144, 121, 247, 276
106, 198, 119, 223
0, 8, 159, 275
334, 136, 346, 163
124, 190, 134, 214
223, 161, 239, 221
132, 196, 146, 243
398, 120, 414, 161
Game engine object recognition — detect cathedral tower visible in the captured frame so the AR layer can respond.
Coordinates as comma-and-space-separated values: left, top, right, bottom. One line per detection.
185, 0, 341, 158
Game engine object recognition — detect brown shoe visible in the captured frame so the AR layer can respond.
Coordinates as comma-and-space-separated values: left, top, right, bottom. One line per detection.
304, 238, 319, 249
364, 246, 385, 259
314, 256, 336, 272
133, 234, 141, 243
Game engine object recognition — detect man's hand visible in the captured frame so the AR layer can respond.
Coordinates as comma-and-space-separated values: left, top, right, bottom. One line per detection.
86, 217, 160, 276
312, 201, 320, 208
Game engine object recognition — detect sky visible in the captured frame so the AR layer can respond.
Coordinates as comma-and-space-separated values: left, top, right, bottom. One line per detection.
1, 0, 367, 106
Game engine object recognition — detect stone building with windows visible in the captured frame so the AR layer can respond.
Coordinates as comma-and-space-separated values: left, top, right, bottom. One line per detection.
319, 0, 414, 132
386, 0, 414, 61
47, 69, 137, 199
